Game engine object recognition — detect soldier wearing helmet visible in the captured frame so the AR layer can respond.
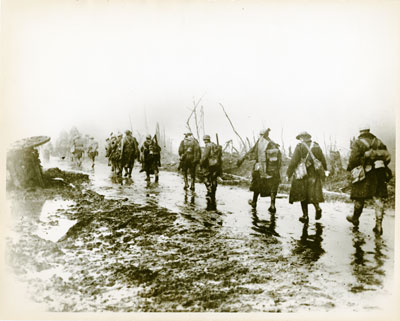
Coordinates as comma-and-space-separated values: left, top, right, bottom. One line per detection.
140, 134, 161, 183
287, 131, 327, 223
87, 136, 99, 168
345, 124, 391, 235
178, 132, 201, 190
120, 130, 140, 178
200, 134, 222, 210
237, 128, 282, 213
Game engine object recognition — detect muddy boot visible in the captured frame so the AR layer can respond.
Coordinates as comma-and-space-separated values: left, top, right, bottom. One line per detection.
299, 201, 309, 223
268, 193, 277, 214
373, 198, 384, 235
346, 200, 363, 227
248, 193, 258, 209
314, 203, 322, 220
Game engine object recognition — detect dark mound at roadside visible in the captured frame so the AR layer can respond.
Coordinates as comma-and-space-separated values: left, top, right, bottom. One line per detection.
43, 167, 89, 187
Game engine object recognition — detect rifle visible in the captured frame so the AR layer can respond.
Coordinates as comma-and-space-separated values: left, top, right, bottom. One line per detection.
153, 133, 161, 166
237, 137, 259, 167
215, 133, 223, 176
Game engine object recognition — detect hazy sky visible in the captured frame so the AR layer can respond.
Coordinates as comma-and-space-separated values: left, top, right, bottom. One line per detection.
2, 0, 399, 154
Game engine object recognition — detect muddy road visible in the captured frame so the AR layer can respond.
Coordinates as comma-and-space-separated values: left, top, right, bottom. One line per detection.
3, 158, 396, 312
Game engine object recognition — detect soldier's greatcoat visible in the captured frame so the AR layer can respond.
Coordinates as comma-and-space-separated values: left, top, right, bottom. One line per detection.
287, 140, 327, 204
178, 137, 201, 169
347, 132, 390, 200
247, 137, 282, 197
141, 139, 161, 174
121, 135, 139, 168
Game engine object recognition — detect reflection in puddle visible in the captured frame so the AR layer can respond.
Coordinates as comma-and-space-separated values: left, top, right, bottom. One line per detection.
251, 209, 280, 237
350, 229, 387, 292
292, 222, 325, 264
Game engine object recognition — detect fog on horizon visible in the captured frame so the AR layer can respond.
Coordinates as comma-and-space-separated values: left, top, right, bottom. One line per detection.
2, 0, 398, 160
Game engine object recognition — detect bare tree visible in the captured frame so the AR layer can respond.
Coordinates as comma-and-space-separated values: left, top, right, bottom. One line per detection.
193, 98, 201, 141
186, 94, 205, 137
219, 103, 248, 153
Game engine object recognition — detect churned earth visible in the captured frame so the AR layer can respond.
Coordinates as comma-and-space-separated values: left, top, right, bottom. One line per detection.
2, 157, 396, 313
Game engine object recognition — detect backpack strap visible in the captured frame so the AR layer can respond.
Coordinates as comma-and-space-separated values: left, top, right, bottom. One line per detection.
301, 142, 318, 164
359, 138, 372, 149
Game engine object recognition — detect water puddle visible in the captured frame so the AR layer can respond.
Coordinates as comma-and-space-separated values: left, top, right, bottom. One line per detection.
34, 200, 77, 242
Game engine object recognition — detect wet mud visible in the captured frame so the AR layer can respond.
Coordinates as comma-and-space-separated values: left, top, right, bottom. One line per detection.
4, 158, 395, 312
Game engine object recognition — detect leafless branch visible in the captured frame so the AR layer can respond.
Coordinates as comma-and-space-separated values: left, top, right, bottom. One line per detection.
219, 103, 247, 153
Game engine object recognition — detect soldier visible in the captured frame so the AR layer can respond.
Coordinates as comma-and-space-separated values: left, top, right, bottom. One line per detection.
71, 134, 85, 167
178, 132, 201, 190
112, 133, 124, 176
237, 128, 282, 213
87, 137, 99, 168
200, 135, 222, 211
120, 130, 139, 178
140, 135, 161, 183
345, 125, 391, 235
105, 132, 114, 167
286, 131, 328, 223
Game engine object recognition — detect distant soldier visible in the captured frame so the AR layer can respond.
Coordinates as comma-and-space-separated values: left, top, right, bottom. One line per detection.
111, 133, 123, 176
105, 132, 114, 167
286, 131, 328, 223
200, 135, 222, 211
178, 132, 201, 190
140, 135, 161, 182
346, 125, 391, 235
87, 137, 99, 168
120, 130, 140, 178
237, 128, 282, 213
71, 134, 85, 167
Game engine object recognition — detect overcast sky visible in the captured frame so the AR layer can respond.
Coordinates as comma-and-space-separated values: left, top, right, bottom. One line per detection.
2, 0, 399, 155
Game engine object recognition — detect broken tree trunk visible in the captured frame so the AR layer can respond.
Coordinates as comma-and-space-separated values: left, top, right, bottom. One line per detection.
219, 103, 248, 153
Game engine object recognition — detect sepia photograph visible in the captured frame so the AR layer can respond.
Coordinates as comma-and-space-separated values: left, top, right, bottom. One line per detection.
0, 0, 398, 319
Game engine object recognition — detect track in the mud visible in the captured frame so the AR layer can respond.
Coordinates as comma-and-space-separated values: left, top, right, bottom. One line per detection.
4, 158, 395, 312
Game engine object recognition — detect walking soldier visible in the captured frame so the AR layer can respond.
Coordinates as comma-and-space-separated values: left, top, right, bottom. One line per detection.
346, 125, 391, 235
71, 134, 85, 167
237, 128, 282, 213
120, 130, 139, 178
178, 132, 201, 190
140, 134, 161, 183
200, 134, 222, 211
87, 137, 99, 168
286, 131, 328, 223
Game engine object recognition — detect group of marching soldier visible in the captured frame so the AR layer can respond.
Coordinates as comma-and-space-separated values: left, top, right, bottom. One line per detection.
68, 134, 99, 168
64, 124, 392, 236
236, 125, 392, 236
176, 125, 392, 236
105, 131, 161, 183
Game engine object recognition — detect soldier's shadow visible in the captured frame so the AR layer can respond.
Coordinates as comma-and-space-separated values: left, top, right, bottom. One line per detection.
291, 222, 325, 264
349, 228, 388, 289
251, 209, 280, 237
